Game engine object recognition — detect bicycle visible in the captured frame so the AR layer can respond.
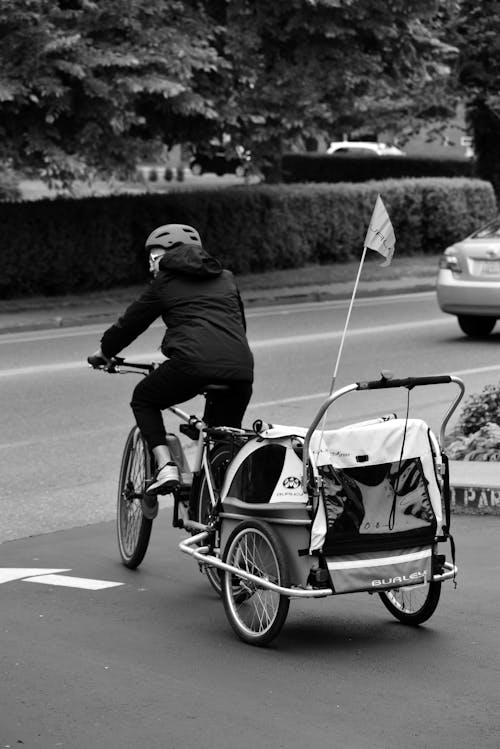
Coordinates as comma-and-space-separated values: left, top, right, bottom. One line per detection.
88, 354, 253, 595
89, 356, 464, 647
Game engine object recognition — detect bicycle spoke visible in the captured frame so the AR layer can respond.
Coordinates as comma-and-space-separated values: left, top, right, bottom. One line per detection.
231, 532, 280, 632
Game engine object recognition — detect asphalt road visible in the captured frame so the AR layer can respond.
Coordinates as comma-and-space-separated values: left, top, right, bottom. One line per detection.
2, 291, 500, 542
1, 514, 498, 749
1, 292, 499, 748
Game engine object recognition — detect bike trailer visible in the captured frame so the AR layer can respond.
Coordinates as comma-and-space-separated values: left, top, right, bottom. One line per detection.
180, 374, 463, 646
308, 417, 447, 594
218, 414, 452, 595
218, 429, 313, 586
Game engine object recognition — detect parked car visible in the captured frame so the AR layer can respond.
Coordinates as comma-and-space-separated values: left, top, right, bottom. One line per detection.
326, 141, 405, 156
436, 216, 500, 337
190, 146, 250, 177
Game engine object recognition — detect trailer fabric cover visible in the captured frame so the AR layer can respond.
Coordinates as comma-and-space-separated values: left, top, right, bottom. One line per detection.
309, 418, 443, 555
221, 432, 309, 504
325, 546, 433, 594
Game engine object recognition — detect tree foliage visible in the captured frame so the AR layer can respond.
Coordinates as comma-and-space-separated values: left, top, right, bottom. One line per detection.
453, 0, 500, 194
0, 0, 223, 184
217, 0, 458, 173
0, 0, 459, 184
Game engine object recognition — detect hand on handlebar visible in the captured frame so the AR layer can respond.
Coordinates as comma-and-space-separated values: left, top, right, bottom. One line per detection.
87, 349, 112, 369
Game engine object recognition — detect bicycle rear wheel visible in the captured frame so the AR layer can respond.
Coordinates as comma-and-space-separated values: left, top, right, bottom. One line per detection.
379, 581, 441, 625
197, 442, 233, 596
117, 427, 153, 569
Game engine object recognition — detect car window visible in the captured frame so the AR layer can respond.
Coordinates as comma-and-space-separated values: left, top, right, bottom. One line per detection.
471, 217, 500, 238
333, 147, 377, 156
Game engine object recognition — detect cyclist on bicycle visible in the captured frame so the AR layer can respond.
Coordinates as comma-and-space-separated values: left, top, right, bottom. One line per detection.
90, 223, 254, 516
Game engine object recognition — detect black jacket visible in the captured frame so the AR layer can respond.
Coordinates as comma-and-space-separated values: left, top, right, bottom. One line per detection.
100, 245, 254, 381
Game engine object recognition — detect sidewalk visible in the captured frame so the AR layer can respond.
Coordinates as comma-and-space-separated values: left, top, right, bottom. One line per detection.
1, 255, 498, 516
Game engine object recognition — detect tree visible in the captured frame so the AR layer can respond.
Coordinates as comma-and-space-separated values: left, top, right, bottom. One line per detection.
453, 1, 500, 194
0, 0, 459, 185
209, 0, 459, 178
0, 0, 223, 185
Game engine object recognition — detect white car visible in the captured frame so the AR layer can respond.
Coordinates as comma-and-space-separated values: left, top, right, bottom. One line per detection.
326, 141, 405, 156
436, 216, 500, 337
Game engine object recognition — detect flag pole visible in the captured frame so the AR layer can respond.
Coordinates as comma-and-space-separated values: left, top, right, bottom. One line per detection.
328, 245, 367, 396
318, 244, 368, 438
318, 194, 395, 437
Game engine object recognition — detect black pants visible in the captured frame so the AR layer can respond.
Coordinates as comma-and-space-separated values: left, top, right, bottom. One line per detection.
130, 359, 253, 450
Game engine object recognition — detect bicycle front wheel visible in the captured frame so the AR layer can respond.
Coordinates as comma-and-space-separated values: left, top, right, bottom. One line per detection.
117, 427, 153, 569
379, 581, 441, 625
222, 520, 290, 646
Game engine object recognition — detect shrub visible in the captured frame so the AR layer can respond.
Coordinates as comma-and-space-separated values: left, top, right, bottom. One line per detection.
456, 382, 500, 435
446, 381, 500, 461
0, 169, 22, 201
447, 422, 500, 461
281, 153, 475, 184
0, 177, 496, 297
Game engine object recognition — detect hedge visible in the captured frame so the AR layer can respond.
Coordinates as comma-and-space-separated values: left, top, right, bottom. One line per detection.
0, 177, 496, 298
281, 153, 475, 183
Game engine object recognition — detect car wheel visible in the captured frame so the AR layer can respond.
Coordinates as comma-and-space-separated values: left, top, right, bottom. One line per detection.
190, 162, 203, 176
458, 315, 496, 338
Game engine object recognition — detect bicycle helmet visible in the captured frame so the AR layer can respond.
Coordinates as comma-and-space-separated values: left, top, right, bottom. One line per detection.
145, 224, 202, 251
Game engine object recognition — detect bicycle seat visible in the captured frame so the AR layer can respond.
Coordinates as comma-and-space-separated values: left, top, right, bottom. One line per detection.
203, 383, 230, 393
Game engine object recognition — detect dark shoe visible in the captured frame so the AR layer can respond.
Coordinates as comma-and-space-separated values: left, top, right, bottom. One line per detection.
141, 494, 159, 520
146, 462, 180, 496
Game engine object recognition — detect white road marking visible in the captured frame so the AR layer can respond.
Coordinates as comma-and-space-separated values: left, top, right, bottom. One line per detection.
452, 364, 500, 377
0, 292, 437, 345
0, 361, 90, 377
249, 391, 328, 409
0, 318, 454, 378
251, 318, 452, 348
0, 568, 70, 584
24, 574, 123, 590
246, 291, 435, 317
0, 322, 117, 345
248, 363, 500, 409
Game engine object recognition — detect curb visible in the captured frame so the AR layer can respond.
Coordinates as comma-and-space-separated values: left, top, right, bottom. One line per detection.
0, 281, 436, 336
241, 282, 435, 308
450, 484, 500, 515
449, 460, 500, 515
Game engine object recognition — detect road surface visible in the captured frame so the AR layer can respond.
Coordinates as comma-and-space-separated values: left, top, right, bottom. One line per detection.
2, 291, 499, 542
1, 292, 499, 748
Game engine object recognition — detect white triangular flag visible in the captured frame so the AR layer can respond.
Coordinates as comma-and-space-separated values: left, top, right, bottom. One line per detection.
364, 195, 396, 266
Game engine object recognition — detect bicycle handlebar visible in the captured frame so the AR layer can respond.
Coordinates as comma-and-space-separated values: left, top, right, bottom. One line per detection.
357, 374, 453, 390
87, 355, 156, 374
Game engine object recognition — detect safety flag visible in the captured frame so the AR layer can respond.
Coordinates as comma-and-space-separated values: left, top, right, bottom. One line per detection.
364, 195, 396, 266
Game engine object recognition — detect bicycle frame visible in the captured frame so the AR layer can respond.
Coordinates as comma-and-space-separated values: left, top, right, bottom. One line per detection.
88, 355, 248, 522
